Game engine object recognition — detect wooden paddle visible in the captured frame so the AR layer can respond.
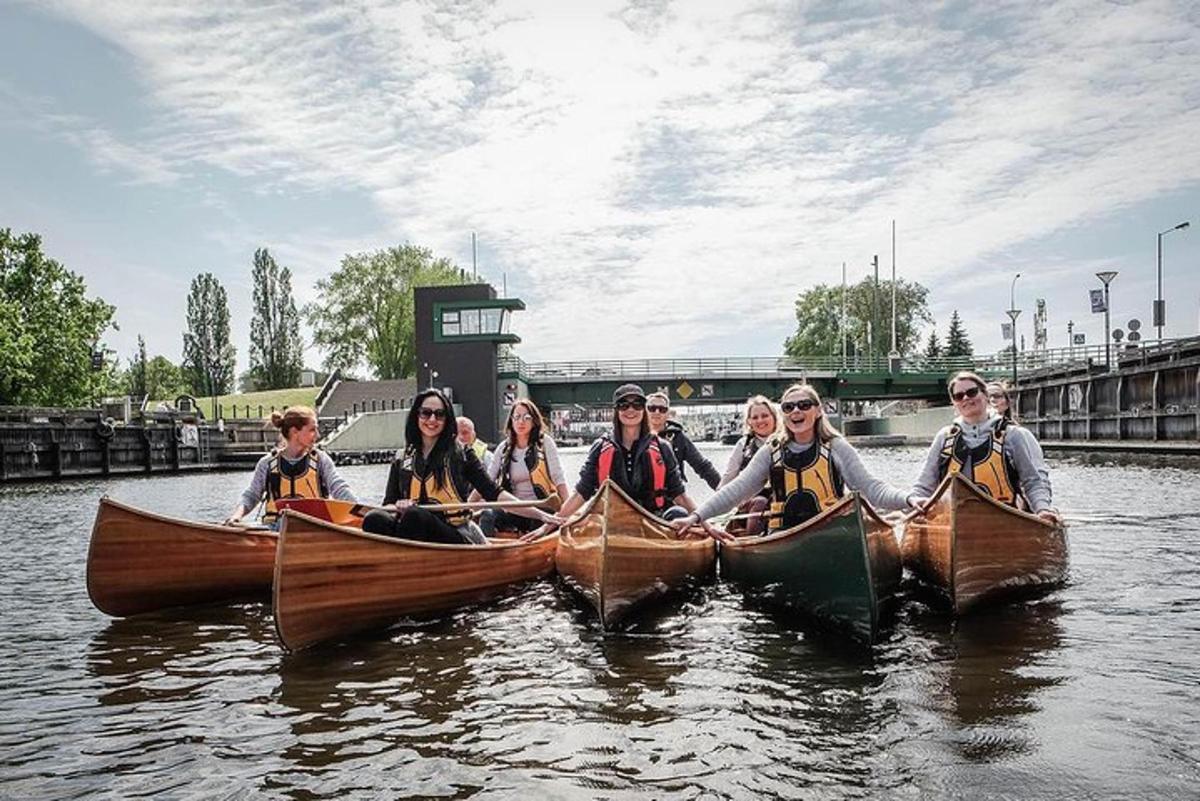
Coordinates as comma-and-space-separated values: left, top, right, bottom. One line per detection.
275, 494, 560, 526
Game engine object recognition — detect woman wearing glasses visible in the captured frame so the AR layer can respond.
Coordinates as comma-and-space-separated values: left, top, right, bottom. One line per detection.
645, 392, 722, 490
987, 380, 1016, 422
672, 383, 914, 538
475, 399, 570, 536
553, 383, 696, 523
717, 395, 780, 535
909, 371, 1059, 522
362, 388, 561, 544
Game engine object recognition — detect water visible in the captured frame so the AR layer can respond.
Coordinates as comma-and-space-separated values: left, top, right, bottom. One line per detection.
1, 445, 1198, 799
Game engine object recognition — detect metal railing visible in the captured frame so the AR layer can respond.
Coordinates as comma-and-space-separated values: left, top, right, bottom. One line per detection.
497, 336, 1200, 383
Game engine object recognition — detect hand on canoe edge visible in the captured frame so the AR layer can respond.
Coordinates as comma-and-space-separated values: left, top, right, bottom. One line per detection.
670, 514, 735, 543
519, 515, 566, 542
1036, 508, 1062, 524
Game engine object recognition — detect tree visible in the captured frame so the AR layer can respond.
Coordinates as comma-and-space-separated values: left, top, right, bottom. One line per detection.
0, 229, 116, 406
181, 273, 236, 398
127, 335, 149, 398
145, 355, 186, 400
308, 244, 467, 378
945, 310, 974, 358
783, 277, 932, 362
248, 248, 303, 390
923, 328, 942, 359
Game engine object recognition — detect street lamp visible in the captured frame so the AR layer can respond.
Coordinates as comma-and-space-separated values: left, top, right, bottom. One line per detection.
1096, 271, 1118, 371
1007, 273, 1021, 385
1156, 221, 1190, 341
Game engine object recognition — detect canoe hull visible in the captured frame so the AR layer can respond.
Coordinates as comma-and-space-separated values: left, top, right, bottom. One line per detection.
901, 473, 1069, 614
273, 511, 558, 650
719, 494, 900, 643
555, 481, 716, 628
87, 497, 277, 617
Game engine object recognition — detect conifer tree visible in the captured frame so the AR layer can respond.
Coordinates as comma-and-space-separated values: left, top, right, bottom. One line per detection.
923, 328, 942, 359
944, 310, 973, 357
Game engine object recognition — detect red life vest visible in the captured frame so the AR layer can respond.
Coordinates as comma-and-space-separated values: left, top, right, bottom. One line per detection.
596, 435, 669, 510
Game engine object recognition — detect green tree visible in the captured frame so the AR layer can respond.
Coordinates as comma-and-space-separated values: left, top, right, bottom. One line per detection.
0, 229, 116, 406
308, 244, 467, 378
146, 355, 186, 400
783, 277, 932, 362
248, 248, 303, 390
182, 272, 237, 398
127, 335, 149, 397
945, 310, 974, 358
923, 328, 942, 359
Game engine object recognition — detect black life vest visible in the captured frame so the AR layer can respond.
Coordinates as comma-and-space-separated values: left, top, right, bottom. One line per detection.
767, 437, 844, 531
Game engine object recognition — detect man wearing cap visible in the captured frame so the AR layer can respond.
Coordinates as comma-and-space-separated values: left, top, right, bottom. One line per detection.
550, 383, 698, 524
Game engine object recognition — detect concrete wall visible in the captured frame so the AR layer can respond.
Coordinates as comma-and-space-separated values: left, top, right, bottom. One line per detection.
321, 410, 408, 453
843, 405, 954, 441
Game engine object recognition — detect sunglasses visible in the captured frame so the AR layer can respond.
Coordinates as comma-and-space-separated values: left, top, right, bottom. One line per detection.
951, 386, 982, 402
615, 398, 646, 411
781, 399, 817, 413
646, 404, 669, 414
417, 407, 447, 420
512, 413, 533, 423
988, 393, 1006, 401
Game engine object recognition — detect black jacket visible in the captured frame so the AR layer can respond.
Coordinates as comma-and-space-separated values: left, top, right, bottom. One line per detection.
575, 430, 687, 513
659, 420, 721, 490
382, 443, 500, 505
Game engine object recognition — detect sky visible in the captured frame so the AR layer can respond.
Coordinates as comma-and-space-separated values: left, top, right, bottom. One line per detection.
2, 0, 1199, 376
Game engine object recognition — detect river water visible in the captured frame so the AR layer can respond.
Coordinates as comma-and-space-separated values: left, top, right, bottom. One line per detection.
1, 445, 1198, 799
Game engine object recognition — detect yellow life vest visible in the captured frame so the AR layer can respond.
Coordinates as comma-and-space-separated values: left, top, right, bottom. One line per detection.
262, 449, 325, 523
496, 439, 560, 510
767, 437, 843, 531
400, 446, 472, 526
937, 419, 1019, 506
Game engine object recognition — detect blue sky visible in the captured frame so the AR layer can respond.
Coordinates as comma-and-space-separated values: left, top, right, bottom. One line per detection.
2, 0, 1199, 374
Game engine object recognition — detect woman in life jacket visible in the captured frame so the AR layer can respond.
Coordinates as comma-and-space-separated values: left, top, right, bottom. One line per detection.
988, 380, 1016, 423
717, 395, 780, 536
910, 371, 1060, 522
673, 383, 914, 539
645, 392, 722, 490
548, 383, 698, 532
361, 388, 562, 544
224, 406, 358, 529
473, 399, 570, 536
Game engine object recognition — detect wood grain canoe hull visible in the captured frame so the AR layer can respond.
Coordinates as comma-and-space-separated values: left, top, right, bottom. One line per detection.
273, 511, 559, 650
901, 473, 1069, 614
87, 497, 277, 617
718, 494, 901, 643
555, 481, 716, 629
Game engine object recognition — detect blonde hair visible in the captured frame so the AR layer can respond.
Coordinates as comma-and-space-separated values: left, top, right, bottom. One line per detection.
779, 383, 841, 443
947, 371, 988, 397
742, 394, 780, 437
270, 405, 317, 441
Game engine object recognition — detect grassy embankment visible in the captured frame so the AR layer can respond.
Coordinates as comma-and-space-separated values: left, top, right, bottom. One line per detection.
185, 387, 321, 420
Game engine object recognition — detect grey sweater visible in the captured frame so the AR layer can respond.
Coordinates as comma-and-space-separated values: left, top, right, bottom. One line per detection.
910, 416, 1054, 512
696, 437, 910, 521
237, 450, 358, 514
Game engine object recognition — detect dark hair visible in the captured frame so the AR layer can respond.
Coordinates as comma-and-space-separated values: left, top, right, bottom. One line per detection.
611, 403, 650, 440
779, 383, 841, 444
270, 405, 317, 442
504, 399, 545, 451
405, 388, 458, 489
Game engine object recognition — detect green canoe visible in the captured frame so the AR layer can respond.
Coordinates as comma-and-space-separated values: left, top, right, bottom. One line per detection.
718, 492, 901, 643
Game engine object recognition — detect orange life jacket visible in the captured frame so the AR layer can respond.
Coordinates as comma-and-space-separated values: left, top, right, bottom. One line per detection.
596, 435, 669, 511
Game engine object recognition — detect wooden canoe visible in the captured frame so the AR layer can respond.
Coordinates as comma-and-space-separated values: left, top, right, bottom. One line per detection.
87, 497, 277, 617
901, 473, 1069, 614
275, 497, 372, 527
718, 493, 901, 643
273, 510, 559, 650
554, 480, 716, 629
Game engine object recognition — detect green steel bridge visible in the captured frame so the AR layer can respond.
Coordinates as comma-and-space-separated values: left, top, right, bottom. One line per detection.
500, 338, 1182, 406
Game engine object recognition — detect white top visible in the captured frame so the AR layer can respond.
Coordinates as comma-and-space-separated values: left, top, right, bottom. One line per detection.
486, 437, 567, 500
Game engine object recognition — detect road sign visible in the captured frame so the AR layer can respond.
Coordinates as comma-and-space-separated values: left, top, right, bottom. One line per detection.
676, 381, 694, 399
700, 384, 713, 397
1113, 329, 1124, 342
1128, 331, 1141, 342
502, 391, 516, 406
1128, 318, 1141, 331
1072, 333, 1085, 345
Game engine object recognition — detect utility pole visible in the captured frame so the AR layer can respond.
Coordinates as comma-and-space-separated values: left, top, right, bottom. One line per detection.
889, 221, 899, 372
841, 262, 847, 370
471, 232, 478, 280
871, 254, 879, 366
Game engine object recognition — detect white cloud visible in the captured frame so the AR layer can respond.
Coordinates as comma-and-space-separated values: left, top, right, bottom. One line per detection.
23, 0, 1200, 361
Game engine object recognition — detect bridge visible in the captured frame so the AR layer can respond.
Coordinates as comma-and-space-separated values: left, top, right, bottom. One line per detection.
501, 345, 1085, 406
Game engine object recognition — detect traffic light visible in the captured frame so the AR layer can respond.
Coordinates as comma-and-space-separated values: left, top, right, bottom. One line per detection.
91, 351, 104, 371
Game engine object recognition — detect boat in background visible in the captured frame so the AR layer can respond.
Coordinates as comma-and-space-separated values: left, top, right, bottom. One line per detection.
901, 473, 1069, 613
273, 510, 558, 650
719, 493, 901, 643
555, 480, 716, 629
87, 497, 276, 617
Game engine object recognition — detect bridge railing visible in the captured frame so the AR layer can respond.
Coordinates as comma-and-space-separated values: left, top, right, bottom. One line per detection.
498, 336, 1200, 384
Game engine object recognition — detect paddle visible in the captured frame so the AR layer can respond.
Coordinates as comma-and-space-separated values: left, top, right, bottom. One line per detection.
275, 494, 560, 526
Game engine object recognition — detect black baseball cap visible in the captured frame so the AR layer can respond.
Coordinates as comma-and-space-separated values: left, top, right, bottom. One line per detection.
612, 383, 646, 404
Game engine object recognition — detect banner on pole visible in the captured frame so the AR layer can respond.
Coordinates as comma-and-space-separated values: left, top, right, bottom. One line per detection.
1089, 289, 1106, 313
1072, 333, 1085, 345
1001, 322, 1013, 340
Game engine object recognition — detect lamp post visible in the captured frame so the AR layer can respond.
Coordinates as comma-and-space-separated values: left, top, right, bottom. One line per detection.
1156, 221, 1190, 341
1096, 271, 1118, 371
1007, 273, 1021, 385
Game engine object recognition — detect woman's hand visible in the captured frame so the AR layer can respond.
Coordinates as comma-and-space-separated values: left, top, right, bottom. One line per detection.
538, 510, 565, 527
1036, 508, 1062, 524
907, 495, 930, 511
670, 513, 699, 534
394, 499, 415, 513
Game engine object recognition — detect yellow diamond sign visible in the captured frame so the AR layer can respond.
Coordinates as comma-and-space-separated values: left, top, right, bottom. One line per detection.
676, 381, 694, 399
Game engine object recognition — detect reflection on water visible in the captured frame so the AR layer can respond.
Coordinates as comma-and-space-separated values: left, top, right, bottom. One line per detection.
1, 447, 1199, 798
